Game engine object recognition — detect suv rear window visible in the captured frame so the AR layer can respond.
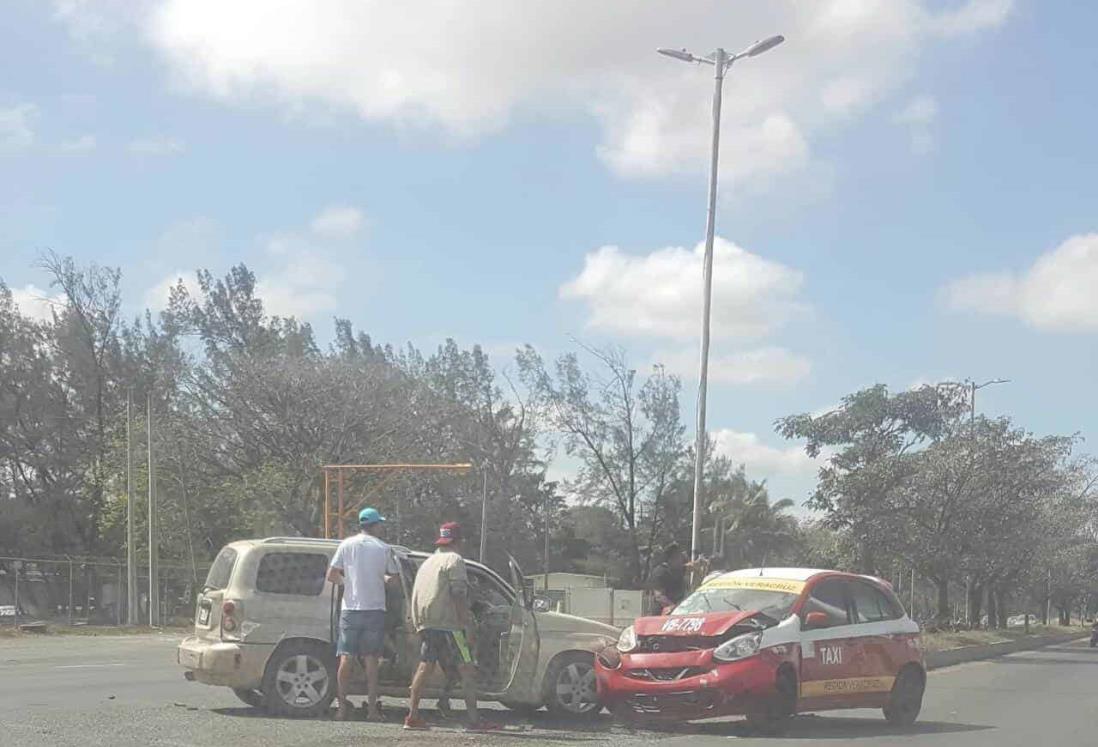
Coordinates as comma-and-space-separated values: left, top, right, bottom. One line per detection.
203, 547, 237, 591
256, 552, 328, 596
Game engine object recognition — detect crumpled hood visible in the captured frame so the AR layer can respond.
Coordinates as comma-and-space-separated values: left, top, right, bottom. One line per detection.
535, 610, 620, 637
633, 610, 760, 637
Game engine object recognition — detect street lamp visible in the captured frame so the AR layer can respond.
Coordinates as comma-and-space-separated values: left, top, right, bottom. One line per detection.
657, 35, 785, 562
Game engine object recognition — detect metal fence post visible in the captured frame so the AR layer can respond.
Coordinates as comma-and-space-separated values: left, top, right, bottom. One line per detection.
68, 557, 74, 626
13, 563, 19, 628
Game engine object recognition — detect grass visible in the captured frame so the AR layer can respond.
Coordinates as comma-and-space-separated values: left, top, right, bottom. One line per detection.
921, 624, 1083, 653
0, 623, 189, 639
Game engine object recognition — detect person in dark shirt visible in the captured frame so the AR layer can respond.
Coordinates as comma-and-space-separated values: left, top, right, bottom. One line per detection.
650, 542, 700, 614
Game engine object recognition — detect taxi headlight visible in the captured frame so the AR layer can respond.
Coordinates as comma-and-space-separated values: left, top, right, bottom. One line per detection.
616, 625, 638, 653
712, 631, 763, 663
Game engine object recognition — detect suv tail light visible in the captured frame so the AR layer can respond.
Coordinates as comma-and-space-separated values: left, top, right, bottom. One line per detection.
221, 600, 241, 637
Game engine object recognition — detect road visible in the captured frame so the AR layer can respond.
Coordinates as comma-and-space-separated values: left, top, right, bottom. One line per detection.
0, 633, 1093, 746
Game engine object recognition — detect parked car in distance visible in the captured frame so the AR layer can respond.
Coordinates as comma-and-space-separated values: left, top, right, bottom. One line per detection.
177, 537, 618, 718
595, 568, 925, 734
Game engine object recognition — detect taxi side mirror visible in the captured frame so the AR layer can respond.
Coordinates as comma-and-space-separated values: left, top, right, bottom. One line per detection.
803, 611, 830, 630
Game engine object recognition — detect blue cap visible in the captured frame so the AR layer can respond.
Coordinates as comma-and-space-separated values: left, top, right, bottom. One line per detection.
359, 507, 386, 525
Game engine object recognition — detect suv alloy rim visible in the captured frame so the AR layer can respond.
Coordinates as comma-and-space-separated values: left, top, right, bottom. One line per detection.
556, 661, 598, 714
274, 653, 330, 708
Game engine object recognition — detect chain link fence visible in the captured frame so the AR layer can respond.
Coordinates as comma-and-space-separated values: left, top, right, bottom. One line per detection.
0, 555, 210, 628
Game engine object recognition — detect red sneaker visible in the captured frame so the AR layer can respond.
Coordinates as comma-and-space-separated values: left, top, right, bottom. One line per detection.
403, 715, 430, 731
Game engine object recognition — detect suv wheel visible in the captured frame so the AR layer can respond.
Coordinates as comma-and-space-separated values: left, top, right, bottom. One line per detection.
232, 688, 264, 708
543, 652, 600, 719
261, 641, 336, 718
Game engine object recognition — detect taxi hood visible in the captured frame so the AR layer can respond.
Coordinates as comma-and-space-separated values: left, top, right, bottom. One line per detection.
633, 610, 766, 638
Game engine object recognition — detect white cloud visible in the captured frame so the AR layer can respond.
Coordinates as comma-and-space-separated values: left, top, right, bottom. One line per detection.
59, 134, 97, 153
894, 94, 938, 154
942, 233, 1098, 332
128, 135, 185, 156
562, 237, 805, 340
310, 205, 365, 240
659, 346, 811, 386
712, 428, 822, 479
895, 95, 938, 126
144, 271, 202, 310
0, 104, 38, 154
109, 0, 1013, 188
255, 242, 342, 319
10, 284, 64, 322
929, 0, 1014, 37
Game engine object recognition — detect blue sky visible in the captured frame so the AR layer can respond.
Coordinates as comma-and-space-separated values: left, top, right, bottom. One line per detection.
2, 1, 1096, 509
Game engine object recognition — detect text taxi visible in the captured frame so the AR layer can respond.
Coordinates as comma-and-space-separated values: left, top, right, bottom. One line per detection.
594, 568, 924, 733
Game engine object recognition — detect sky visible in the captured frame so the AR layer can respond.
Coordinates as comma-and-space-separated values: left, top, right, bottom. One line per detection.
2, 1, 1096, 511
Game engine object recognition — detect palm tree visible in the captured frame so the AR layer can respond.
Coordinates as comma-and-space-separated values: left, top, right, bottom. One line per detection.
708, 469, 797, 569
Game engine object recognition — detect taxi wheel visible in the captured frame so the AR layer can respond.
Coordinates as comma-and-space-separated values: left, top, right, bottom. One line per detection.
543, 652, 601, 719
232, 688, 265, 708
261, 641, 336, 718
883, 666, 924, 727
745, 667, 796, 736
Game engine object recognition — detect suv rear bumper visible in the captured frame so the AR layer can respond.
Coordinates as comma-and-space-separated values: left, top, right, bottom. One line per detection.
177, 636, 269, 688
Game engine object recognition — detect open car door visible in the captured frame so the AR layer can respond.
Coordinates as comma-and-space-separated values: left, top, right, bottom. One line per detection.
497, 555, 540, 697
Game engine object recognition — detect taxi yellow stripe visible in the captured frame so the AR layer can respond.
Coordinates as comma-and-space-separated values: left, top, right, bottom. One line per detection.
799, 676, 896, 698
700, 577, 806, 594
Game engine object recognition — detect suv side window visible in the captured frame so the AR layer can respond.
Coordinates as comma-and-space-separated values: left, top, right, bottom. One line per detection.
467, 567, 513, 609
255, 552, 328, 596
849, 581, 901, 624
803, 578, 851, 627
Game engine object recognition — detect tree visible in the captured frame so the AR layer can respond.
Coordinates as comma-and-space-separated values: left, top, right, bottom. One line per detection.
518, 345, 685, 585
776, 384, 969, 575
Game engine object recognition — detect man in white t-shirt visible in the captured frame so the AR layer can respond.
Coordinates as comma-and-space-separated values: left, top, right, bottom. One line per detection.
326, 507, 400, 721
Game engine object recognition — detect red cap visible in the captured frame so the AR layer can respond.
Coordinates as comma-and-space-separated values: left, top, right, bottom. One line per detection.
435, 522, 462, 546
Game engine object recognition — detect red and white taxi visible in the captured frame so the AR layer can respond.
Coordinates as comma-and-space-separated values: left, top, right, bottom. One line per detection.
595, 568, 925, 732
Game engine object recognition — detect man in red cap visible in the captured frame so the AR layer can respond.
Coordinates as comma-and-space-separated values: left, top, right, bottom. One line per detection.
404, 522, 499, 732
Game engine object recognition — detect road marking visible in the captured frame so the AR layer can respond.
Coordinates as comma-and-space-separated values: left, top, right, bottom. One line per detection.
54, 663, 128, 669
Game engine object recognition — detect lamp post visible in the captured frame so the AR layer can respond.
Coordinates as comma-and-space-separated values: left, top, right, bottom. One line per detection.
657, 35, 785, 561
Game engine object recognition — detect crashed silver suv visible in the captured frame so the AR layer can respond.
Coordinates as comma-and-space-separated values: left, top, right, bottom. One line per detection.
178, 537, 618, 718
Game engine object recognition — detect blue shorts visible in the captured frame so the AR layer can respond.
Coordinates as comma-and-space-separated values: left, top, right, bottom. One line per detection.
337, 610, 385, 657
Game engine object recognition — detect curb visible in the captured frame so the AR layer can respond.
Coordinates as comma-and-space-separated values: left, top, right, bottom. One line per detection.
925, 631, 1088, 670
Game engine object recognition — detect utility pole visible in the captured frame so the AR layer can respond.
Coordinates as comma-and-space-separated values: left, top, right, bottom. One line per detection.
478, 470, 489, 563
147, 391, 159, 627
544, 489, 550, 592
126, 389, 137, 625
657, 36, 785, 562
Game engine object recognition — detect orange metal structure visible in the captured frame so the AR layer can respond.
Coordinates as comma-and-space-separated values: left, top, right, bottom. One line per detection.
321, 463, 473, 539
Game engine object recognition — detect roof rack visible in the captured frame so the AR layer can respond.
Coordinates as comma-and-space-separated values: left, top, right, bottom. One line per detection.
261, 537, 340, 545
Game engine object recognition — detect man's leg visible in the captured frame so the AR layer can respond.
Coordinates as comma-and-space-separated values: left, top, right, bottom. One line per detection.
363, 656, 381, 718
458, 662, 479, 725
362, 612, 385, 719
336, 655, 353, 714
407, 661, 435, 721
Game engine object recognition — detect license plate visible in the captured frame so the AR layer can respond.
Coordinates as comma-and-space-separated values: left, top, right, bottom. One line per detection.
198, 606, 210, 626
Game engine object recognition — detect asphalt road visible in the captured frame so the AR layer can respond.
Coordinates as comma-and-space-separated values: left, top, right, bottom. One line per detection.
0, 633, 1093, 746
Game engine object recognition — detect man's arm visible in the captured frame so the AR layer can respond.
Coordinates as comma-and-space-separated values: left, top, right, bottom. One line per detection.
449, 559, 472, 633
327, 544, 345, 585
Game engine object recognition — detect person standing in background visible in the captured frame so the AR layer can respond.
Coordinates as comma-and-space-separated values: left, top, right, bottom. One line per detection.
326, 507, 399, 721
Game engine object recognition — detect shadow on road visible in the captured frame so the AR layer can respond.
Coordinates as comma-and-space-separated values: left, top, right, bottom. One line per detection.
632, 714, 992, 741
210, 705, 617, 741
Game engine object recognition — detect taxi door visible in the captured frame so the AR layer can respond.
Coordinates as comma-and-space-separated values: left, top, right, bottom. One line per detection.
797, 577, 867, 710
846, 580, 909, 703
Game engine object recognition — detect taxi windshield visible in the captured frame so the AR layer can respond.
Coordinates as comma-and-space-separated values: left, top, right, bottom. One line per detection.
672, 587, 797, 621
